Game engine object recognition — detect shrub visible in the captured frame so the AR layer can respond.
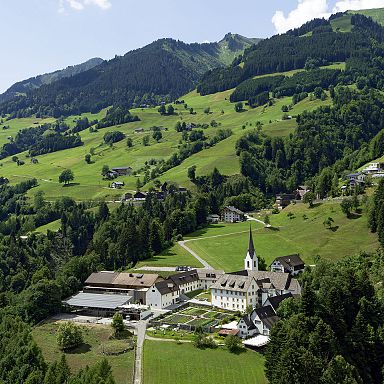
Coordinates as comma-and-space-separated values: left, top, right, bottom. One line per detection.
56, 322, 83, 350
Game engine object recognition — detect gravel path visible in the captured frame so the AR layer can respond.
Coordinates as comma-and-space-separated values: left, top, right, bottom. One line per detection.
178, 240, 213, 269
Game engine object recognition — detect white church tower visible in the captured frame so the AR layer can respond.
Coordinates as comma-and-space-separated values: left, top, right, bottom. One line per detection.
244, 226, 258, 271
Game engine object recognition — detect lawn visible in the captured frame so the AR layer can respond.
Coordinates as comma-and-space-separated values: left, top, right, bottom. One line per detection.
184, 201, 379, 271
143, 340, 267, 384
134, 243, 203, 269
32, 321, 134, 384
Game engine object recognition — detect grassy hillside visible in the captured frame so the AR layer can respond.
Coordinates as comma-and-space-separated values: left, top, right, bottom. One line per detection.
33, 321, 134, 384
143, 340, 266, 384
0, 116, 55, 146
0, 73, 332, 200
182, 202, 379, 271
351, 8, 384, 26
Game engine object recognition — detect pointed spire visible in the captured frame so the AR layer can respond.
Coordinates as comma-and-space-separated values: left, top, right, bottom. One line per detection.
248, 225, 255, 259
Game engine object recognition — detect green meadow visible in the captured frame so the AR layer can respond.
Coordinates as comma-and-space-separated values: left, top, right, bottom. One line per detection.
0, 73, 332, 201
183, 202, 379, 271
32, 321, 134, 384
143, 340, 267, 384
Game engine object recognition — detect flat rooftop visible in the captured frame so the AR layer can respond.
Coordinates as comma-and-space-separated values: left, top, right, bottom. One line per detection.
64, 292, 132, 310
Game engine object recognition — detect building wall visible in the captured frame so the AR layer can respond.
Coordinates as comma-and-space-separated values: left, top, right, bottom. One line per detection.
223, 211, 241, 223
211, 282, 258, 311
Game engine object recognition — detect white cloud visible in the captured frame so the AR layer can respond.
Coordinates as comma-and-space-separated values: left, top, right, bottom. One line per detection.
59, 0, 111, 12
84, 0, 112, 10
272, 0, 384, 34
333, 0, 384, 12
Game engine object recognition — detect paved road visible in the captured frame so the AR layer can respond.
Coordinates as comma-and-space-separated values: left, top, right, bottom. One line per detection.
245, 214, 267, 226
178, 240, 213, 269
133, 320, 147, 384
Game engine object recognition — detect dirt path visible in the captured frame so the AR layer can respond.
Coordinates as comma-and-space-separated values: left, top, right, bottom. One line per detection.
133, 320, 147, 384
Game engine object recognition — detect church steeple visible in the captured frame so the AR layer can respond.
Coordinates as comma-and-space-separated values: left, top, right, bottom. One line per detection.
245, 225, 258, 271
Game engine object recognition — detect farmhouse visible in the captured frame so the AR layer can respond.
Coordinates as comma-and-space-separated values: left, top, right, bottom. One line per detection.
346, 172, 365, 187
295, 185, 310, 200
111, 181, 124, 189
362, 162, 384, 174
207, 214, 220, 224
270, 254, 305, 276
111, 166, 133, 176
210, 229, 301, 311
275, 193, 296, 209
221, 206, 245, 223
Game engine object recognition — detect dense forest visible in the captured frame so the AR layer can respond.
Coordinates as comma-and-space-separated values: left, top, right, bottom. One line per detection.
265, 251, 384, 384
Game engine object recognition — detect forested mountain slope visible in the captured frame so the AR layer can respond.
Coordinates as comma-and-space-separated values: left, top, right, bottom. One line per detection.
198, 13, 383, 95
0, 57, 104, 104
0, 34, 259, 118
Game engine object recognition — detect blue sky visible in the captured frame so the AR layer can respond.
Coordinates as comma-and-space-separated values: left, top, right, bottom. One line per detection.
1, 0, 383, 92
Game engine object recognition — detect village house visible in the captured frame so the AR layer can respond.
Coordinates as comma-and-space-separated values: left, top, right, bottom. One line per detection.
111, 166, 133, 176
134, 128, 145, 133
295, 185, 310, 200
237, 293, 293, 338
111, 181, 124, 189
362, 162, 384, 175
133, 191, 147, 200
275, 193, 296, 209
121, 192, 133, 201
207, 214, 220, 224
222, 206, 245, 223
270, 254, 305, 276
347, 172, 366, 187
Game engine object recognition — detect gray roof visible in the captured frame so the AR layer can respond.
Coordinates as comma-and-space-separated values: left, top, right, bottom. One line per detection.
240, 314, 257, 330
85, 271, 160, 289
266, 293, 293, 311
231, 270, 298, 293
155, 270, 200, 295
211, 274, 256, 293
275, 254, 304, 270
112, 167, 132, 170
85, 272, 119, 286
154, 280, 179, 295
196, 268, 225, 280
223, 206, 244, 215
169, 269, 200, 286
255, 305, 279, 329
64, 292, 132, 310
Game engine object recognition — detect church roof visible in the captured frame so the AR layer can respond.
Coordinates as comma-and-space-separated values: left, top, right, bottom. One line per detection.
247, 226, 256, 259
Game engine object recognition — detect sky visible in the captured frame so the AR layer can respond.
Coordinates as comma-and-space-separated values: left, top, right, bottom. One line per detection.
1, 0, 384, 93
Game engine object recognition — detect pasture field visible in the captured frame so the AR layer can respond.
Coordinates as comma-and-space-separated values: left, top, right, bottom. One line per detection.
0, 116, 55, 146
32, 321, 134, 384
184, 201, 379, 271
143, 340, 267, 384
0, 76, 332, 200
350, 8, 384, 26
134, 243, 203, 269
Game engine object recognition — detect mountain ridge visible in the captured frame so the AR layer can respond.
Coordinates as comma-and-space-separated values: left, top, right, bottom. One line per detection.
0, 57, 104, 104
0, 33, 260, 117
